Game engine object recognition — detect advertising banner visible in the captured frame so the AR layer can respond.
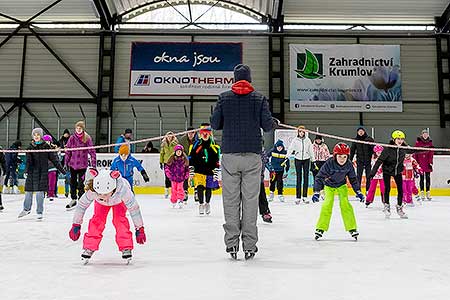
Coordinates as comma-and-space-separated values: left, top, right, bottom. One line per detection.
130, 42, 242, 95
290, 44, 402, 112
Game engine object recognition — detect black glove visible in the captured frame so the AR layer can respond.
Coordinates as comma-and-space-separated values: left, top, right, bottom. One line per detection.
141, 170, 150, 183
160, 163, 163, 170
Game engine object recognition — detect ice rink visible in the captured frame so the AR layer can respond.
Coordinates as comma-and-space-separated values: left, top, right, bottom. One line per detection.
1, 193, 449, 300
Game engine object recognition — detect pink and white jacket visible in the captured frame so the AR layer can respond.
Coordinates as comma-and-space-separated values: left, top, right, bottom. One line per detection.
402, 156, 422, 180
371, 157, 383, 180
312, 142, 330, 162
72, 177, 144, 229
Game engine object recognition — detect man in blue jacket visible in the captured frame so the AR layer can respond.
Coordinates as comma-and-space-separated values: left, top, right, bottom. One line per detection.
114, 129, 135, 153
211, 64, 278, 260
111, 145, 149, 192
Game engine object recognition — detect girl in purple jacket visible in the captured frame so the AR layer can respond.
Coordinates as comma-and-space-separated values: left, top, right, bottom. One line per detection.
65, 121, 97, 210
164, 144, 190, 208
413, 129, 434, 201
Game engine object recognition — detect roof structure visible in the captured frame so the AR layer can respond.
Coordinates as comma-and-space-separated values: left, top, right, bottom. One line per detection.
0, 0, 449, 31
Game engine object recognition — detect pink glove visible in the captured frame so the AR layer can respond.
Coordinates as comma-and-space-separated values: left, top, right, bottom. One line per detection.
136, 227, 146, 244
69, 224, 81, 241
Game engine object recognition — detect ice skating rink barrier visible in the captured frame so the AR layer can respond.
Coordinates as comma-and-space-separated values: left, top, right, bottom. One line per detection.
2, 123, 449, 190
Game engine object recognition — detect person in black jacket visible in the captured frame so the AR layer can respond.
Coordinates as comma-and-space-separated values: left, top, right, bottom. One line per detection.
189, 124, 220, 215
211, 64, 278, 260
368, 130, 410, 219
59, 129, 71, 198
3, 140, 22, 194
350, 126, 374, 193
18, 128, 65, 219
141, 141, 159, 153
0, 148, 6, 210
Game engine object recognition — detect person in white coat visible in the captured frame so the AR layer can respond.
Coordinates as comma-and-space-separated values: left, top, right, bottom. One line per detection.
287, 125, 315, 204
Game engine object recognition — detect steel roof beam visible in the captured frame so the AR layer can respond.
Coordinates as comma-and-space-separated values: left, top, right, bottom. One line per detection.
437, 2, 450, 33
92, 0, 114, 29
0, 0, 64, 49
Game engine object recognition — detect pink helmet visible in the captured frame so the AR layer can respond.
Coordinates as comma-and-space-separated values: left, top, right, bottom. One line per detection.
373, 145, 383, 153
174, 144, 184, 152
42, 135, 52, 142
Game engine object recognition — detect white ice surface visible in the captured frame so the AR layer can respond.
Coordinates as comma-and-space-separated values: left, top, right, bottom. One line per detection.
1, 194, 450, 300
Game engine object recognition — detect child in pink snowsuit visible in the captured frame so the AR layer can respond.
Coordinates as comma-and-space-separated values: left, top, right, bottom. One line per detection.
365, 145, 384, 207
402, 154, 422, 206
68, 168, 146, 260
164, 144, 190, 208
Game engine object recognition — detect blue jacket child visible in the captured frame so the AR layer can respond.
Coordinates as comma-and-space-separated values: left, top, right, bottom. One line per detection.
267, 140, 290, 172
111, 145, 149, 191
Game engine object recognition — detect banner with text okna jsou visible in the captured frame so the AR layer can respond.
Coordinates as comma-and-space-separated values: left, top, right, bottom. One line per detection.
130, 42, 242, 96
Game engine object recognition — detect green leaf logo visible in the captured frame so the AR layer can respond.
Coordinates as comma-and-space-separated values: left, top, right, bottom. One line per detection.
295, 49, 324, 79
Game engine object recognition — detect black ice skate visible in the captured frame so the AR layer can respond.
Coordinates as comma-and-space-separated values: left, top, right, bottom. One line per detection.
66, 199, 77, 211
262, 213, 272, 223
244, 247, 258, 260
315, 229, 324, 240
349, 229, 359, 241
226, 246, 239, 260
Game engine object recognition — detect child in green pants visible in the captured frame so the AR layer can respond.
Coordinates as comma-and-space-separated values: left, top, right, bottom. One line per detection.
312, 143, 365, 240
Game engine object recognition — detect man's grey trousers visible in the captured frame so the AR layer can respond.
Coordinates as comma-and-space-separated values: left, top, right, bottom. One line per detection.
221, 153, 261, 251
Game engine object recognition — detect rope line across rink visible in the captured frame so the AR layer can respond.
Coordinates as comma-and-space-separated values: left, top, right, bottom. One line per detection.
0, 123, 443, 153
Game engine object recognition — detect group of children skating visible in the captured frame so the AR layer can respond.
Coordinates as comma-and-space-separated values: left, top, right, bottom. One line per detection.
160, 123, 221, 215
0, 123, 436, 262
260, 126, 434, 241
